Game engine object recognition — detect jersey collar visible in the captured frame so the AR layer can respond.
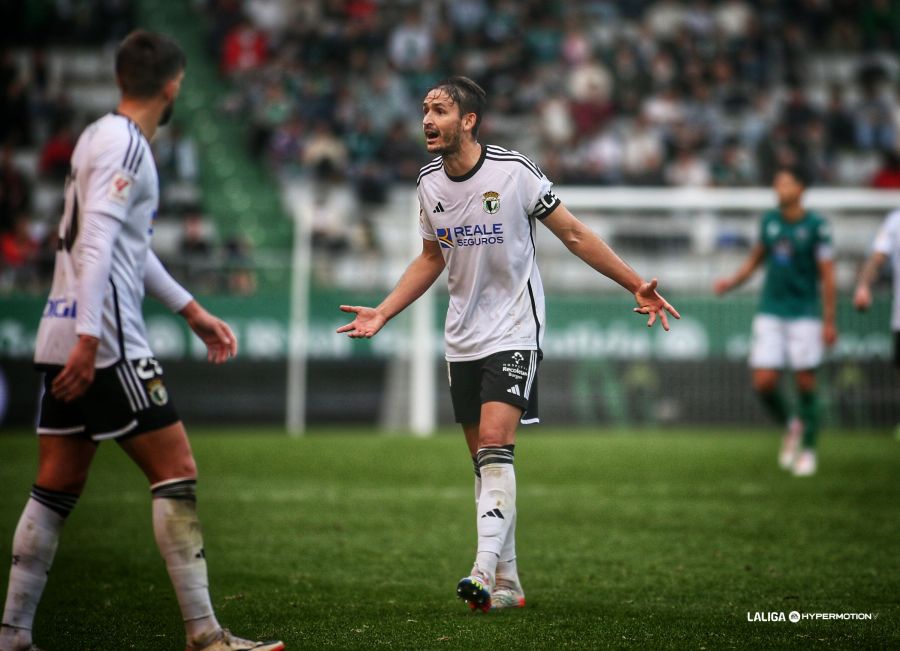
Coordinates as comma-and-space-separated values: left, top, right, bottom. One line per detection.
112, 110, 148, 140
444, 143, 486, 183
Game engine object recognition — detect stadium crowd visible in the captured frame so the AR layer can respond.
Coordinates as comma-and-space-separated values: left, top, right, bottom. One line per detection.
205, 0, 900, 191
3, 0, 900, 292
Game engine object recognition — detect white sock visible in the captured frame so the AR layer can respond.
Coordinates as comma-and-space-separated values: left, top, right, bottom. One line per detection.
496, 512, 519, 586
151, 479, 220, 647
473, 447, 516, 583
474, 456, 518, 584
1, 487, 76, 649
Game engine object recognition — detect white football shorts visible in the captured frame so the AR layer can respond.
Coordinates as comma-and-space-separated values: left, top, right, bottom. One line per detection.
749, 314, 824, 371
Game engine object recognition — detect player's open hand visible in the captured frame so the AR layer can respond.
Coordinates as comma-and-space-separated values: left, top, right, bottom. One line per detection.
633, 278, 680, 331
853, 285, 872, 311
181, 301, 238, 363
52, 335, 99, 402
337, 305, 387, 338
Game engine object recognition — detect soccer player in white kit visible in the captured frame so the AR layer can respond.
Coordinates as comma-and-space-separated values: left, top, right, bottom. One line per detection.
337, 77, 680, 612
0, 31, 284, 651
854, 208, 900, 410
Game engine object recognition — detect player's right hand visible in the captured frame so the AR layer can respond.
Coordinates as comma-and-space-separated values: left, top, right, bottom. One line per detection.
52, 335, 99, 402
853, 285, 872, 311
337, 305, 386, 338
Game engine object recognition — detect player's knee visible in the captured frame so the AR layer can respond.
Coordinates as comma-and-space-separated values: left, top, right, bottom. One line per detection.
36, 470, 89, 496
478, 428, 512, 449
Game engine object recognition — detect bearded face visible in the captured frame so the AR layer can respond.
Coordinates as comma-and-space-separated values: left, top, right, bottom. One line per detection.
422, 89, 468, 156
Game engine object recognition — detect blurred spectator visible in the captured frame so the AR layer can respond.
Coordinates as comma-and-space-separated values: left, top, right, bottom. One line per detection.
711, 139, 755, 187
221, 17, 268, 76
0, 213, 39, 291
154, 123, 200, 184
622, 115, 665, 185
224, 234, 257, 295
310, 159, 357, 256
871, 149, 900, 189
388, 9, 433, 72
377, 119, 427, 182
824, 85, 858, 153
855, 84, 897, 151
38, 123, 76, 180
665, 147, 711, 187
1, 76, 32, 147
302, 121, 348, 172
0, 145, 31, 234
179, 209, 217, 292
181, 210, 215, 258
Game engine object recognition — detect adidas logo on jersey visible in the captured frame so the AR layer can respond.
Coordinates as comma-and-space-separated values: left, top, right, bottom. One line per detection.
432, 202, 445, 213
481, 508, 505, 519
507, 385, 521, 396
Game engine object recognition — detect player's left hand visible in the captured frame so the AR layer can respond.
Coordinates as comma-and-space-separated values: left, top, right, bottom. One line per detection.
52, 335, 99, 402
823, 321, 838, 348
181, 301, 238, 363
633, 278, 681, 331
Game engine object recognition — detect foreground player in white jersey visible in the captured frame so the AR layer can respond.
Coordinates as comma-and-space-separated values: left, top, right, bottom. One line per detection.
338, 76, 679, 612
0, 31, 284, 651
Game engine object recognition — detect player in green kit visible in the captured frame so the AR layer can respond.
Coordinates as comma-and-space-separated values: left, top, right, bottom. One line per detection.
714, 166, 837, 476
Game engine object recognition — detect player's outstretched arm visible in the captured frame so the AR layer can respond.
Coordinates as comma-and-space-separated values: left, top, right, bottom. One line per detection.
713, 243, 765, 295
853, 251, 887, 311
541, 205, 680, 330
179, 300, 238, 363
338, 238, 445, 338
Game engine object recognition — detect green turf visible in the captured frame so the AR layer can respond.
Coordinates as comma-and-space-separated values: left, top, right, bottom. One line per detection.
0, 429, 897, 650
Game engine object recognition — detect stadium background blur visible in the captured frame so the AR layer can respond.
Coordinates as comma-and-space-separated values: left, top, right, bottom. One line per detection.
1, 0, 900, 431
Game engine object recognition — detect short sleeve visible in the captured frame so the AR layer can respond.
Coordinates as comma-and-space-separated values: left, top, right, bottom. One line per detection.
81, 124, 143, 222
873, 212, 900, 255
815, 217, 834, 261
417, 199, 436, 241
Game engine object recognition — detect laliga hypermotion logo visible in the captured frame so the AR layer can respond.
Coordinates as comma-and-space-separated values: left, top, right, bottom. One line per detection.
436, 228, 454, 249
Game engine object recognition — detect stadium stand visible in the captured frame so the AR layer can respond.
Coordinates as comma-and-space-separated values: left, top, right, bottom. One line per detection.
3, 0, 900, 295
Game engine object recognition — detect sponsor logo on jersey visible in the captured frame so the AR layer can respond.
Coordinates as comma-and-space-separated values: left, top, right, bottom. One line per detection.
436, 223, 504, 248
482, 191, 500, 214
43, 298, 77, 318
436, 228, 454, 249
108, 171, 133, 205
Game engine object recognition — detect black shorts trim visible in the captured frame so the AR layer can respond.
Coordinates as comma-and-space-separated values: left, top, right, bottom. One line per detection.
36, 357, 179, 442
448, 349, 541, 424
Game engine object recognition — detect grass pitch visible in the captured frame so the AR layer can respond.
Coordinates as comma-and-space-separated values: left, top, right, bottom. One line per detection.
0, 429, 897, 650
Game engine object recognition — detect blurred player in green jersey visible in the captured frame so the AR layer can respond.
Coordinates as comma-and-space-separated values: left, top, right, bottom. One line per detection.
714, 167, 837, 476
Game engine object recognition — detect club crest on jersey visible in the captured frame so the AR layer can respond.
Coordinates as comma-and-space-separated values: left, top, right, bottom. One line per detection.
482, 191, 500, 214
108, 172, 133, 205
436, 228, 455, 249
146, 379, 169, 406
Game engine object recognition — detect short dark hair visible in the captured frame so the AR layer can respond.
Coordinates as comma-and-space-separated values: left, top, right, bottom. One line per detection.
775, 164, 812, 188
427, 76, 487, 138
115, 30, 186, 98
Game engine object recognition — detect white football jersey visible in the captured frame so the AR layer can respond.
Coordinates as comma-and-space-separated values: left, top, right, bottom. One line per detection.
34, 112, 158, 368
417, 144, 561, 361
872, 209, 900, 331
